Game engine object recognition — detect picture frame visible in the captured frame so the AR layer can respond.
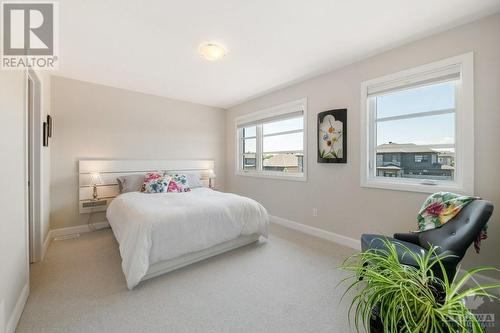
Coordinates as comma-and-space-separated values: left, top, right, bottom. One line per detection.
47, 115, 52, 137
317, 108, 347, 163
43, 122, 49, 147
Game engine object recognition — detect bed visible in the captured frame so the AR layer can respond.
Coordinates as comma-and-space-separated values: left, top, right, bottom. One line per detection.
79, 160, 269, 290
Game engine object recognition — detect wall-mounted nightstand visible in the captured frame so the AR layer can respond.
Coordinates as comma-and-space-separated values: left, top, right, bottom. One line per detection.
79, 199, 109, 214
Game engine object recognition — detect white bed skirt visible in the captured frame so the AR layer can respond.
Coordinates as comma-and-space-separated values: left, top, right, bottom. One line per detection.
142, 233, 262, 282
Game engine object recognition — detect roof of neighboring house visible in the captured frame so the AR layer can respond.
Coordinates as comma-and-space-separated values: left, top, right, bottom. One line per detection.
376, 165, 402, 170
438, 152, 455, 158
263, 154, 299, 167
377, 143, 436, 154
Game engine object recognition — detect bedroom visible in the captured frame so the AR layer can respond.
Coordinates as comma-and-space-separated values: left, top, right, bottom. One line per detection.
1, 1, 500, 332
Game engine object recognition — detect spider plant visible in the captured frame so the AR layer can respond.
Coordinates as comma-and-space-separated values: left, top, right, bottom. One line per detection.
339, 239, 500, 333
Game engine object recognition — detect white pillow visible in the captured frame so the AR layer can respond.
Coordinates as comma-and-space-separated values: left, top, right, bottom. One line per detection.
116, 174, 145, 193
186, 173, 204, 188
166, 172, 204, 188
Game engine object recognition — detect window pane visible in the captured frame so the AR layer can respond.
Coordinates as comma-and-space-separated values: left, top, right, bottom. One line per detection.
242, 126, 256, 138
377, 113, 455, 146
376, 80, 455, 182
263, 117, 303, 135
242, 154, 256, 170
263, 153, 303, 173
376, 81, 455, 119
263, 132, 303, 153
242, 138, 256, 153
376, 149, 455, 181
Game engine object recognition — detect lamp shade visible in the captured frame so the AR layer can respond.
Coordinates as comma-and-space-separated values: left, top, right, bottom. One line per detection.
90, 172, 102, 185
208, 169, 216, 178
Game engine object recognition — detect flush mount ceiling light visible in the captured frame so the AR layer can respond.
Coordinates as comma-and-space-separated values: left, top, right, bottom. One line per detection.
198, 42, 227, 61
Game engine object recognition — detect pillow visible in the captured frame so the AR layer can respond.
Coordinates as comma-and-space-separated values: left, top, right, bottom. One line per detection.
141, 172, 171, 193
185, 173, 204, 188
168, 174, 191, 192
116, 174, 145, 193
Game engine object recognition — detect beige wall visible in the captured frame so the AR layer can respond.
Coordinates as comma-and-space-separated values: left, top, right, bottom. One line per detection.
0, 72, 29, 332
50, 76, 226, 229
226, 14, 500, 278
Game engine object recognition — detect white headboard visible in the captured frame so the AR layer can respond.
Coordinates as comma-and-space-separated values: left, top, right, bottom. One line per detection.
78, 159, 215, 213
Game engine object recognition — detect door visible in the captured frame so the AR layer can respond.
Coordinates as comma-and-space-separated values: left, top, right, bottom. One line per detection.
27, 76, 34, 263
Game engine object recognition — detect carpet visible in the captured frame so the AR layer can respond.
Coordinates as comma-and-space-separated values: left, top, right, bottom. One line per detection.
16, 224, 357, 333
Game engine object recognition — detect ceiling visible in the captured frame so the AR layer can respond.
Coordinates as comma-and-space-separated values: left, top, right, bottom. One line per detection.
57, 0, 500, 108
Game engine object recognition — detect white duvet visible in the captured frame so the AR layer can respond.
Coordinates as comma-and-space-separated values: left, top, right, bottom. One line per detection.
106, 188, 269, 289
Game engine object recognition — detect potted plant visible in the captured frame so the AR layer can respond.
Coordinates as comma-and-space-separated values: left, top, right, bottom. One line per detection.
339, 239, 500, 333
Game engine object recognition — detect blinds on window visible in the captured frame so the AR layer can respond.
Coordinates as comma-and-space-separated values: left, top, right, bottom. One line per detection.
367, 64, 461, 97
236, 99, 305, 129
236, 110, 303, 128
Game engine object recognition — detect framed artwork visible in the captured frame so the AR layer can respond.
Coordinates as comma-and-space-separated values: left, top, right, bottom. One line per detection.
47, 115, 52, 137
43, 122, 49, 147
317, 108, 347, 163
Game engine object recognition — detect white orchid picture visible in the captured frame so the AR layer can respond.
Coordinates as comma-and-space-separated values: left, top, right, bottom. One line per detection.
317, 109, 347, 163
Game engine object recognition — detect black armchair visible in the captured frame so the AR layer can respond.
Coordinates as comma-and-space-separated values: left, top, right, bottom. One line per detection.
361, 200, 494, 280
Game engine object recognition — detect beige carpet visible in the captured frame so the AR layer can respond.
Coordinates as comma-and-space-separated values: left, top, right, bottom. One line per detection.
16, 224, 357, 333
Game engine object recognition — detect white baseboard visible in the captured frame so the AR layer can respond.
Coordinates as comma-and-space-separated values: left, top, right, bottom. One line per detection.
48, 221, 110, 240
269, 215, 361, 250
269, 215, 499, 290
5, 283, 29, 333
1, 298, 4, 333
41, 234, 51, 261
458, 268, 500, 296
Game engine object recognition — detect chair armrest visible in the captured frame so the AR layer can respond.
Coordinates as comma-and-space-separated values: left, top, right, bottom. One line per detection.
393, 232, 420, 245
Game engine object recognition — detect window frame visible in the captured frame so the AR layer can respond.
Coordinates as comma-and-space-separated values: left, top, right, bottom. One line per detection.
235, 98, 308, 181
360, 53, 474, 194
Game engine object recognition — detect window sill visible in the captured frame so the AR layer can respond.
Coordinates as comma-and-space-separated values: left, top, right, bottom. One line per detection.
236, 170, 306, 182
361, 178, 470, 195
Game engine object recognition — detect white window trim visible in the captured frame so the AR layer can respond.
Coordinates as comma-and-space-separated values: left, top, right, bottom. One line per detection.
360, 53, 474, 194
235, 98, 308, 182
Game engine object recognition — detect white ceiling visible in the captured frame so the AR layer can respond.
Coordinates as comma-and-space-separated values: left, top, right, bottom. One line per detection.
58, 0, 500, 108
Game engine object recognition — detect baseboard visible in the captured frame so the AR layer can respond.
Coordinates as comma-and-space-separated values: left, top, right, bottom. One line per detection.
41, 234, 51, 261
1, 298, 4, 333
458, 268, 500, 296
269, 215, 500, 291
48, 221, 110, 239
5, 283, 29, 333
269, 215, 361, 250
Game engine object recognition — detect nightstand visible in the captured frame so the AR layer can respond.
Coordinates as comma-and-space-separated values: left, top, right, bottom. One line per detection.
79, 198, 109, 214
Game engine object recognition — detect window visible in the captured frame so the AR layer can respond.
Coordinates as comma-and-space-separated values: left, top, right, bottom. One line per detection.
235, 98, 307, 180
414, 155, 428, 163
361, 53, 474, 194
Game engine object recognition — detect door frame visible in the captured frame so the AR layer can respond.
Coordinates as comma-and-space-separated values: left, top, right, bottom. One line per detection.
25, 69, 42, 263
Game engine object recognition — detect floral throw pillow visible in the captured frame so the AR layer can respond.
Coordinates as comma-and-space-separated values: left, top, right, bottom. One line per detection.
168, 174, 190, 192
141, 172, 171, 193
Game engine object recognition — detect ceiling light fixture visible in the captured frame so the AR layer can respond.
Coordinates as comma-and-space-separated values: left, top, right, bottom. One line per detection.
198, 42, 226, 61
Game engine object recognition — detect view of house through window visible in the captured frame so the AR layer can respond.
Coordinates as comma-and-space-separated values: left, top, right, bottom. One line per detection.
237, 103, 305, 178
262, 117, 303, 173
374, 81, 456, 181
242, 126, 257, 171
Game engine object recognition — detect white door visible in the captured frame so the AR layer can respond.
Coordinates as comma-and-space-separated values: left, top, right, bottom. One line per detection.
27, 76, 34, 263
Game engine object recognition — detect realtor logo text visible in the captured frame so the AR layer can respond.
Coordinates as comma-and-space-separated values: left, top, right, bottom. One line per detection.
1, 1, 58, 70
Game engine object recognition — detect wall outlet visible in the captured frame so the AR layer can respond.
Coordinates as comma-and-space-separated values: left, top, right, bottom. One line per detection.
312, 208, 318, 217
